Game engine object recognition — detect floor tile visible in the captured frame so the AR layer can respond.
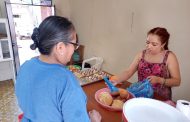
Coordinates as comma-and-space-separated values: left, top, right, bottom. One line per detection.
0, 80, 22, 122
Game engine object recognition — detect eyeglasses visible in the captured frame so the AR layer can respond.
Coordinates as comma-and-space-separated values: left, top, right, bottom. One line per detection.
66, 42, 80, 50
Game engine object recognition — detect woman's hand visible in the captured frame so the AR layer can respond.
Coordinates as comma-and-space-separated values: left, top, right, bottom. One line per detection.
147, 76, 163, 85
89, 109, 102, 122
109, 75, 121, 86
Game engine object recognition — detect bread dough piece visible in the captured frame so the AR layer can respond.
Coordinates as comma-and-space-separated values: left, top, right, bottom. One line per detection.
111, 99, 124, 109
119, 88, 129, 99
98, 92, 113, 106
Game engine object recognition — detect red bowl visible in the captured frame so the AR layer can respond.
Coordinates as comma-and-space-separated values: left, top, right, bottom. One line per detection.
95, 88, 135, 111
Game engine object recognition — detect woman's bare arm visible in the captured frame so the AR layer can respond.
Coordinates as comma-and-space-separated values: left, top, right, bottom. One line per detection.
165, 52, 181, 86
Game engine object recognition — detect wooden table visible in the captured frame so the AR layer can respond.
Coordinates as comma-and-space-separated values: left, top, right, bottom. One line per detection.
82, 80, 166, 122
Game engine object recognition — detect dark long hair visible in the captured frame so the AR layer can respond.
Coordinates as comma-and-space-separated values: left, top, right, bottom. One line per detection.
30, 16, 75, 55
148, 27, 170, 50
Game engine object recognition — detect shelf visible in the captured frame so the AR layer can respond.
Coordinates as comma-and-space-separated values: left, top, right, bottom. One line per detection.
0, 37, 8, 40
0, 18, 15, 82
0, 58, 13, 62
0, 40, 11, 59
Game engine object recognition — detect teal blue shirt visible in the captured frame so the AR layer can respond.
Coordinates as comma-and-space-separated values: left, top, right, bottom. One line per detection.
16, 57, 90, 122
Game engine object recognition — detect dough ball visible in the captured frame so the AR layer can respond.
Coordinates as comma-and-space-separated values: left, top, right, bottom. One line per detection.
119, 88, 129, 99
98, 92, 113, 106
111, 99, 124, 109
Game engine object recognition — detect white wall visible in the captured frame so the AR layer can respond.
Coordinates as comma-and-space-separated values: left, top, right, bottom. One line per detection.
56, 0, 190, 101
54, 0, 70, 19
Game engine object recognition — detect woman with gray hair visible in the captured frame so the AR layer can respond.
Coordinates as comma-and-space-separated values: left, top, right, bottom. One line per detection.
16, 16, 101, 122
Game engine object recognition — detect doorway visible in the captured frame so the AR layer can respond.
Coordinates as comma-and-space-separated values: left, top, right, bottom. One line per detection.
5, 1, 55, 74
11, 4, 54, 65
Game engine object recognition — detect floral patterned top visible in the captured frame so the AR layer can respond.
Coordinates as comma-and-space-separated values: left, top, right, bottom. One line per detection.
138, 50, 171, 100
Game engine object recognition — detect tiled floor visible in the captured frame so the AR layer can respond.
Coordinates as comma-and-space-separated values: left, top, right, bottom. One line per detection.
0, 80, 22, 122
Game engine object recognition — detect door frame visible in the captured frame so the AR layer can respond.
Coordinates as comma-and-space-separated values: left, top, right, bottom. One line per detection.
5, 1, 55, 75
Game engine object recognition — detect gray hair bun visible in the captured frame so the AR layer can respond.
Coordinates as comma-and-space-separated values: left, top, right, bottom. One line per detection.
30, 27, 40, 50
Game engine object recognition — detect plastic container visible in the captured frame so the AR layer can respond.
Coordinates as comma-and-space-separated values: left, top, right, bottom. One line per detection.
95, 88, 135, 112
72, 52, 80, 62
122, 98, 190, 122
82, 57, 103, 71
